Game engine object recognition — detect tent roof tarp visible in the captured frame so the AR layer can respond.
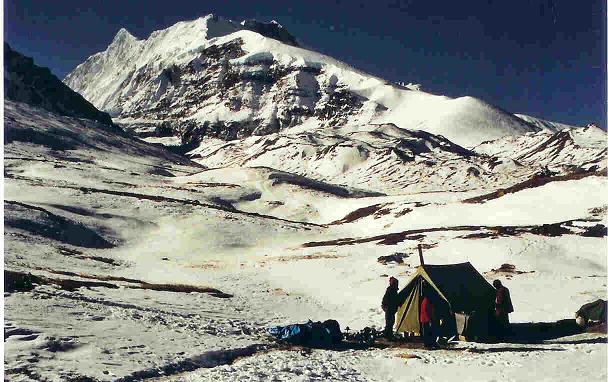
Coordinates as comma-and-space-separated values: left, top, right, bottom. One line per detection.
395, 262, 497, 336
419, 262, 496, 313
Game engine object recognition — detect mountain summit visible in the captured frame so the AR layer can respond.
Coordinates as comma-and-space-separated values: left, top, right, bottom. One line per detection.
240, 19, 299, 46
65, 14, 548, 147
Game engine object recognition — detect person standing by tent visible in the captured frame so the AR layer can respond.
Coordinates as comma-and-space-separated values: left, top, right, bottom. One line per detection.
420, 292, 437, 348
493, 279, 514, 336
381, 277, 400, 338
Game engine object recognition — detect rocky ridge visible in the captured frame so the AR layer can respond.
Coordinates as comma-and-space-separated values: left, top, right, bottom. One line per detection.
5, 44, 114, 126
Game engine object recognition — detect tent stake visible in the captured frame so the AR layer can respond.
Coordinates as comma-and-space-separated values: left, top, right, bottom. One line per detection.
418, 244, 425, 266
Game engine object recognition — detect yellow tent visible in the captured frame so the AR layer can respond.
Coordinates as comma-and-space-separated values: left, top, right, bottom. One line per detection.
395, 262, 496, 337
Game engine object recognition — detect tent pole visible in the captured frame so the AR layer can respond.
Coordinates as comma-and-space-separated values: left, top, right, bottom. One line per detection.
418, 244, 424, 266
418, 277, 423, 336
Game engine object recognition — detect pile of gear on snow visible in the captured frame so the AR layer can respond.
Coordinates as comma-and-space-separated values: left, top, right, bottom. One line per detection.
267, 320, 344, 348
267, 319, 389, 348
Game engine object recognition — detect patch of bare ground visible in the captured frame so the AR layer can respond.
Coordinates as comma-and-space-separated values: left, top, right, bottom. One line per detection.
485, 264, 535, 278
137, 282, 232, 298
301, 225, 471, 247
272, 253, 342, 262
5, 270, 118, 292
331, 204, 416, 225
101, 180, 136, 187
154, 184, 241, 196
302, 220, 606, 248
373, 207, 394, 219
7, 269, 233, 297
458, 231, 495, 239
329, 204, 385, 224
57, 246, 120, 266
394, 207, 413, 218
186, 261, 221, 270
116, 343, 274, 382
463, 170, 606, 204
266, 288, 289, 296
185, 182, 241, 188
37, 268, 142, 283
395, 352, 422, 359
258, 253, 342, 267
588, 205, 608, 218
377, 253, 409, 265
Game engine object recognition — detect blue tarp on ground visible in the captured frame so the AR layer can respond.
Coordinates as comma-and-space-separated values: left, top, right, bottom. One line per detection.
267, 320, 342, 347
267, 323, 305, 341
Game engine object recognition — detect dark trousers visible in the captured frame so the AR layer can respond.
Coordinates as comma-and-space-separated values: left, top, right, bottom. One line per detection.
495, 312, 511, 338
422, 321, 435, 346
384, 311, 396, 336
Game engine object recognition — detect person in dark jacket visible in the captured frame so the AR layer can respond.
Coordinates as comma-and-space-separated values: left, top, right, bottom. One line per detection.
381, 277, 400, 337
493, 279, 514, 336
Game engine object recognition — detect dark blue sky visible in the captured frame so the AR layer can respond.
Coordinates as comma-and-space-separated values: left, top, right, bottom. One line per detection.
5, 0, 606, 127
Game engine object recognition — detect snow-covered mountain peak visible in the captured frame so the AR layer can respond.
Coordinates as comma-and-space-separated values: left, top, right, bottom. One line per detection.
65, 16, 561, 147
111, 27, 137, 44
104, 27, 140, 60
240, 18, 299, 46
141, 15, 238, 59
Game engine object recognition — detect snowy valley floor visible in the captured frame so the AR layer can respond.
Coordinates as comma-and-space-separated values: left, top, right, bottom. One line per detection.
4, 102, 608, 381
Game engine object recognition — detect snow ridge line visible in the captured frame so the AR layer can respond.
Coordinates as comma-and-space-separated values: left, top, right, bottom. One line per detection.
462, 171, 606, 204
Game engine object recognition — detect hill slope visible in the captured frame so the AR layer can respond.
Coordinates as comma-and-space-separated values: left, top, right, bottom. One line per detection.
5, 44, 114, 126
515, 113, 580, 132
187, 122, 607, 195
475, 125, 607, 173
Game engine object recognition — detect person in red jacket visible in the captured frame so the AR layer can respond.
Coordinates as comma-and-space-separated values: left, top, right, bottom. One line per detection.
420, 290, 437, 348
493, 279, 514, 336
